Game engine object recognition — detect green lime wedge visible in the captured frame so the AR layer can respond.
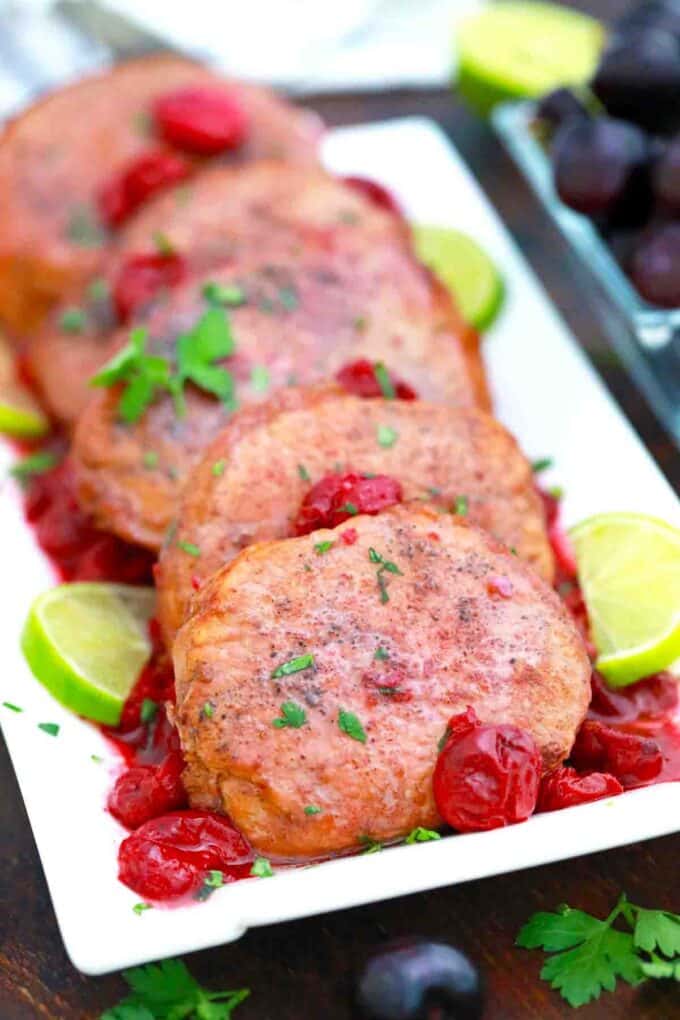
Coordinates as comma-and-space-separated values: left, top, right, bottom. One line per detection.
0, 341, 49, 438
21, 583, 156, 725
413, 225, 504, 331
570, 513, 680, 686
456, 2, 604, 116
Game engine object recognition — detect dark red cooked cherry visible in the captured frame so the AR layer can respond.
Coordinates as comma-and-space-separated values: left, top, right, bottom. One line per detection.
588, 671, 679, 725
336, 359, 417, 400
630, 222, 680, 307
552, 117, 651, 218
343, 176, 403, 216
433, 707, 541, 832
537, 765, 623, 811
535, 89, 589, 131
108, 749, 186, 830
293, 472, 403, 535
592, 30, 680, 135
118, 810, 253, 900
113, 252, 187, 323
570, 720, 663, 788
356, 938, 484, 1020
153, 86, 248, 156
653, 135, 680, 211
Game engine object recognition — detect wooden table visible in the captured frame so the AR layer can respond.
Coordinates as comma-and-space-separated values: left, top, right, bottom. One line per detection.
1, 2, 678, 1017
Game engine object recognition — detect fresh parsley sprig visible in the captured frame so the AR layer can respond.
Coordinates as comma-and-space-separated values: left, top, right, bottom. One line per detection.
517, 893, 680, 1008
91, 327, 175, 424
100, 958, 249, 1019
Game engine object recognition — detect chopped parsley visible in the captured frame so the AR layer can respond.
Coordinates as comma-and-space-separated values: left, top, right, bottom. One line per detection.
353, 315, 367, 332
531, 457, 554, 474
377, 424, 398, 448
59, 306, 87, 334
142, 450, 159, 469
298, 463, 310, 482
2, 701, 22, 712
304, 805, 322, 816
273, 701, 307, 729
87, 276, 110, 302
140, 698, 158, 724
250, 365, 270, 392
279, 285, 299, 310
132, 902, 152, 916
374, 647, 389, 661
153, 231, 176, 255
549, 485, 564, 500
91, 754, 103, 763
314, 540, 334, 555
373, 362, 395, 399
201, 701, 215, 720
202, 281, 246, 307
452, 495, 468, 516
250, 857, 274, 878
178, 540, 201, 557
38, 722, 59, 737
338, 709, 367, 743
100, 959, 249, 1018
342, 502, 359, 516
65, 204, 105, 248
405, 827, 441, 844
174, 306, 237, 414
358, 836, 382, 855
195, 869, 224, 901
212, 459, 226, 477
368, 548, 403, 604
271, 653, 315, 678
9, 451, 58, 483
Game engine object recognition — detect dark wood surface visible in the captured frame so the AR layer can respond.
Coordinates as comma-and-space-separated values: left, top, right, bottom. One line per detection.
2, 2, 679, 1017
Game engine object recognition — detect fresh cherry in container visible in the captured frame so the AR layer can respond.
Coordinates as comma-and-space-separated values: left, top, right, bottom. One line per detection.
433, 707, 541, 832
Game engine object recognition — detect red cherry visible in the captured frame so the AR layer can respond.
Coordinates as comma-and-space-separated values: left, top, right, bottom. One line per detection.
293, 472, 402, 535
108, 749, 186, 830
113, 252, 187, 322
153, 86, 248, 155
433, 707, 541, 832
537, 765, 623, 811
118, 810, 253, 900
335, 359, 417, 400
97, 149, 191, 228
342, 176, 403, 216
570, 720, 663, 788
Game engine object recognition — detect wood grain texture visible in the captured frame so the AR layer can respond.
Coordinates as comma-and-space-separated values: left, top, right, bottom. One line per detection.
2, 2, 679, 1016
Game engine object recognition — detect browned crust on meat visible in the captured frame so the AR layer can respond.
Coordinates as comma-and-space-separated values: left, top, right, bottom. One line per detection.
0, 55, 321, 335
173, 504, 590, 859
156, 387, 552, 643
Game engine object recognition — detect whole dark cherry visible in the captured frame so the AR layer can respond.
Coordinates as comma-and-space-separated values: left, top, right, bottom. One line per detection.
537, 765, 623, 812
355, 938, 484, 1020
570, 720, 663, 788
113, 252, 187, 323
153, 86, 248, 155
336, 359, 417, 400
293, 472, 402, 535
433, 707, 541, 832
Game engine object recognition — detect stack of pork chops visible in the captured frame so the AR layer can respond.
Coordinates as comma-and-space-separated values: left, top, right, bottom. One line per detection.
1, 56, 590, 859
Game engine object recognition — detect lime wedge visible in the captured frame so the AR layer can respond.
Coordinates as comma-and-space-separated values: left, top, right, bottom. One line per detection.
456, 2, 604, 116
413, 226, 504, 331
21, 583, 156, 725
570, 513, 680, 686
0, 340, 49, 438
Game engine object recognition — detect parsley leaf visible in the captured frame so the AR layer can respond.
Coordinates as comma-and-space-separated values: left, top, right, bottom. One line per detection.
140, 699, 157, 724
452, 495, 468, 516
338, 709, 367, 743
531, 457, 554, 474
202, 281, 246, 307
175, 307, 236, 411
250, 365, 270, 392
373, 362, 395, 399
271, 653, 315, 678
212, 460, 226, 477
91, 327, 174, 424
297, 463, 310, 482
273, 701, 307, 729
634, 908, 680, 958
314, 540, 334, 555
358, 835, 382, 854
101, 959, 250, 1020
2, 701, 22, 712
405, 827, 441, 844
374, 647, 389, 661
59, 306, 87, 333
132, 903, 152, 916
251, 857, 274, 878
517, 895, 661, 1008
304, 805, 322, 815
9, 450, 58, 483
178, 540, 201, 558
38, 722, 59, 737
65, 203, 106, 248
377, 424, 398, 448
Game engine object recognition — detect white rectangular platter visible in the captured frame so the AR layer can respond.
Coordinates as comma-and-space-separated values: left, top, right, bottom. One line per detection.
1, 117, 678, 976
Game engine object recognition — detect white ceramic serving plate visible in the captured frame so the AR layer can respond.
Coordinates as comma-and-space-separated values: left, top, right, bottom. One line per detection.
1, 117, 678, 977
